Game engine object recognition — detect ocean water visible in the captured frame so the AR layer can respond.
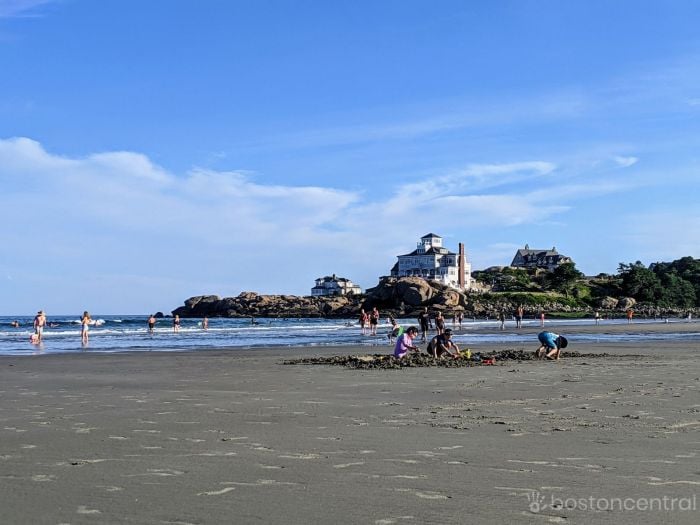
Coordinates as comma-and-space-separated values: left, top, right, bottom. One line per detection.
1, 315, 699, 356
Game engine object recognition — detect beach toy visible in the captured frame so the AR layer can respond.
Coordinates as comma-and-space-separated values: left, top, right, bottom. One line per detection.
481, 357, 495, 365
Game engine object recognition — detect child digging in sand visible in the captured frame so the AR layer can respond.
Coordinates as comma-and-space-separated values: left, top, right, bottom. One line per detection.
393, 326, 419, 358
534, 331, 568, 360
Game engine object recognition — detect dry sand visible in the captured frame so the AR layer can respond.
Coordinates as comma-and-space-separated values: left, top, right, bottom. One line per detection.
1, 322, 699, 524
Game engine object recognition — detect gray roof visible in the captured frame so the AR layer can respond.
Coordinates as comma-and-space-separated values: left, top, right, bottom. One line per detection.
398, 247, 454, 257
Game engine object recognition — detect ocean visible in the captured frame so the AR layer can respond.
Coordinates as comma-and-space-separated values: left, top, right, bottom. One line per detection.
1, 315, 699, 356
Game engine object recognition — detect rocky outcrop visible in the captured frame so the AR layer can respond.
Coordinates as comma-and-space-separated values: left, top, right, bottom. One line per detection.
172, 291, 362, 319
172, 277, 685, 319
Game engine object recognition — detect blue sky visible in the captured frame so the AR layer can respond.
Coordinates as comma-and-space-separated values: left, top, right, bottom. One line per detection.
1, 0, 699, 315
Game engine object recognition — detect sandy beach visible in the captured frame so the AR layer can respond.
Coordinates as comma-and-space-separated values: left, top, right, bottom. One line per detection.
1, 322, 698, 524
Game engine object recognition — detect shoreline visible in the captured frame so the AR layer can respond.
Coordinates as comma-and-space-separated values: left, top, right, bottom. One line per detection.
0, 330, 698, 523
1, 318, 697, 358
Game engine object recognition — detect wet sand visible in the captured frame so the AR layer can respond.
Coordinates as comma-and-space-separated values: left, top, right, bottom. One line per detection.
0, 323, 698, 524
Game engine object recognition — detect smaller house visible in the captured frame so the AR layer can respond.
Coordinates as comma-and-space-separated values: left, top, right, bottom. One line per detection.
511, 244, 572, 271
311, 274, 362, 297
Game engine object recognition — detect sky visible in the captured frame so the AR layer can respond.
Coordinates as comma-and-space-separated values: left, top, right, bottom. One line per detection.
1, 0, 700, 315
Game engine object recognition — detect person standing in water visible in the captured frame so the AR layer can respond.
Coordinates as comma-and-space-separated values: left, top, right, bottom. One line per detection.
147, 314, 157, 334
81, 311, 91, 345
515, 305, 524, 329
434, 311, 445, 335
33, 310, 47, 343
498, 310, 506, 330
369, 307, 379, 336
418, 307, 431, 342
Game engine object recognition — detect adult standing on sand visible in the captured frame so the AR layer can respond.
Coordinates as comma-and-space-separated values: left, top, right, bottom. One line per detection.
515, 305, 524, 329
80, 311, 91, 345
535, 331, 568, 360
393, 326, 419, 358
147, 314, 156, 334
539, 310, 545, 327
33, 310, 47, 343
626, 309, 634, 324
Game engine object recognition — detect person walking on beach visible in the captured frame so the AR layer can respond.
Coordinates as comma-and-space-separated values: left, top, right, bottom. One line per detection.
173, 314, 181, 333
626, 309, 634, 324
594, 310, 601, 325
539, 311, 545, 327
534, 331, 568, 360
33, 310, 47, 343
147, 314, 156, 334
393, 326, 419, 358
457, 311, 463, 330
498, 310, 506, 331
426, 328, 461, 359
515, 305, 524, 329
418, 307, 431, 342
202, 316, 209, 330
369, 307, 379, 336
80, 311, 91, 345
435, 311, 445, 335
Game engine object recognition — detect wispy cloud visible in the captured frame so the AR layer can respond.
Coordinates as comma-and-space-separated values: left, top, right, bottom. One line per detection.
0, 137, 651, 310
614, 155, 639, 168
0, 0, 55, 18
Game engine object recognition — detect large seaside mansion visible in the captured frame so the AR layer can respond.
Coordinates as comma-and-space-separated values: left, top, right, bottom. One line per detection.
390, 233, 472, 290
311, 274, 362, 297
510, 244, 573, 271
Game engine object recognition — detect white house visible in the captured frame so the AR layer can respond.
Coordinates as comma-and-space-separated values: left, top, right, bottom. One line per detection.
390, 233, 472, 290
311, 274, 362, 296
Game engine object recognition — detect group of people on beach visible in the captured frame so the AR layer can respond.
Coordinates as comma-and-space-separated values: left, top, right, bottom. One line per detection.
392, 322, 568, 361
370, 304, 569, 361
26, 310, 213, 346
28, 310, 93, 345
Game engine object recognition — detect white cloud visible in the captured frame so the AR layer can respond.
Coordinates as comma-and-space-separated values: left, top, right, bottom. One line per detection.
0, 138, 633, 313
614, 155, 639, 168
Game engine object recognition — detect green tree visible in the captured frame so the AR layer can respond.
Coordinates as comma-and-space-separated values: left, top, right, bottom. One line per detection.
657, 273, 696, 307
618, 261, 662, 302
544, 263, 584, 296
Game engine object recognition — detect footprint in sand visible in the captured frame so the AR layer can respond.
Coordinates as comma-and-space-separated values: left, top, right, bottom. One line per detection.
333, 461, 365, 469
